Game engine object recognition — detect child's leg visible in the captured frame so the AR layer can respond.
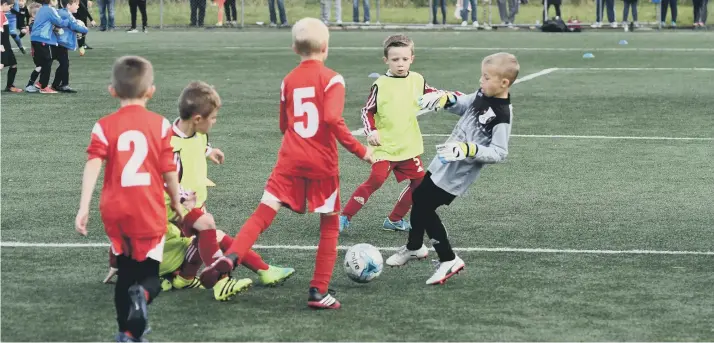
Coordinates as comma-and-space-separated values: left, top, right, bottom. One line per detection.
310, 213, 340, 294
114, 254, 137, 335
341, 160, 391, 220
217, 231, 268, 272
27, 66, 40, 87
217, 0, 225, 23
11, 33, 24, 50
388, 177, 422, 222
35, 44, 53, 89
51, 47, 68, 89
227, 200, 279, 262
6, 65, 18, 90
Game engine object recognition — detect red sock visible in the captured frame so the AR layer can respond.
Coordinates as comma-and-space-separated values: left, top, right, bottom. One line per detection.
227, 203, 277, 264
220, 235, 269, 272
144, 289, 150, 302
197, 229, 220, 265
309, 215, 339, 294
242, 250, 269, 272
388, 177, 422, 222
342, 161, 389, 219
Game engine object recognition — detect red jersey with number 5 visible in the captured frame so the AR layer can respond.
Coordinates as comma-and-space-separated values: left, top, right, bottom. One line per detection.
275, 60, 367, 179
86, 104, 176, 238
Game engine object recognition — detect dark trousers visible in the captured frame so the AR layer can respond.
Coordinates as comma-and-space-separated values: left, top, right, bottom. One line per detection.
544, 2, 561, 20
129, 0, 147, 29
31, 42, 54, 88
51, 46, 69, 88
623, 1, 638, 21
224, 0, 237, 21
595, 0, 615, 22
693, 0, 707, 22
114, 254, 161, 334
660, 0, 677, 22
432, 0, 446, 24
407, 172, 457, 262
190, 0, 207, 26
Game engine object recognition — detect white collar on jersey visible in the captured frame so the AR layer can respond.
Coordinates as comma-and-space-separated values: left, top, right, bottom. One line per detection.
172, 118, 189, 138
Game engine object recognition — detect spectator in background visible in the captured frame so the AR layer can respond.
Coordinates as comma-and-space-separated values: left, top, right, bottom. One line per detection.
321, 0, 342, 25
499, 0, 519, 27
542, 0, 561, 21
460, 0, 478, 27
352, 0, 369, 23
591, 0, 616, 27
96, 0, 113, 30
190, 0, 206, 27
127, 0, 147, 32
224, 0, 237, 26
268, 0, 287, 26
622, 0, 637, 26
693, 0, 706, 26
660, 0, 676, 26
431, 0, 445, 24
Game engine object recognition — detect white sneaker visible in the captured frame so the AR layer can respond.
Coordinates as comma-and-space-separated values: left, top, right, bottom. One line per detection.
25, 84, 39, 93
472, 21, 479, 28
591, 22, 602, 28
426, 256, 465, 285
461, 21, 468, 26
386, 245, 429, 267
610, 21, 618, 28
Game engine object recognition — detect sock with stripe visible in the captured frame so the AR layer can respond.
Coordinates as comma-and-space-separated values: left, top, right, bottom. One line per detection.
388, 177, 422, 222
197, 229, 221, 265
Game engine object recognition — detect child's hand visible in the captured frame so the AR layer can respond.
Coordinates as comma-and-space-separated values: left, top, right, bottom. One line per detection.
367, 130, 381, 146
363, 146, 376, 164
0, 45, 4, 52
207, 148, 225, 164
90, 20, 96, 26
20, 27, 28, 34
75, 208, 89, 236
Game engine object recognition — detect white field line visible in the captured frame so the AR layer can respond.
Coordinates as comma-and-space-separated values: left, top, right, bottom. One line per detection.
222, 46, 714, 52
559, 67, 714, 71
418, 133, 714, 140
1, 241, 712, 255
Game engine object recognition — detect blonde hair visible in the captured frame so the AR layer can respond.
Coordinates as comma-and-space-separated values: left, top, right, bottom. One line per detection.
29, 3, 41, 16
111, 56, 154, 100
383, 34, 414, 57
482, 52, 520, 86
178, 81, 222, 120
292, 17, 329, 56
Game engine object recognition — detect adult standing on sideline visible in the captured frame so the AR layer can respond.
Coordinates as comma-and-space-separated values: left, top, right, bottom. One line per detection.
591, 0, 616, 27
127, 0, 147, 32
352, 0, 369, 23
321, 0, 342, 25
268, 0, 288, 27
96, 0, 114, 30
660, 0, 677, 26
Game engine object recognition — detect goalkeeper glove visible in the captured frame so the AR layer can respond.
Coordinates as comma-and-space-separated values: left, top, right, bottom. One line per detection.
435, 142, 478, 164
418, 91, 457, 112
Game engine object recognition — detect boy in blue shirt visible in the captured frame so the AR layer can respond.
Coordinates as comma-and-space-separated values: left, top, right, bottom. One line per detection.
51, 0, 87, 92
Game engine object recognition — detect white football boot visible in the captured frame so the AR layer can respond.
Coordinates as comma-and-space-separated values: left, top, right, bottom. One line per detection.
426, 255, 465, 285
385, 245, 429, 267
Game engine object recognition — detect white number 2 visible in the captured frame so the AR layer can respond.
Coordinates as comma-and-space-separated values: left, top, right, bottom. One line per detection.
293, 87, 319, 138
118, 130, 151, 187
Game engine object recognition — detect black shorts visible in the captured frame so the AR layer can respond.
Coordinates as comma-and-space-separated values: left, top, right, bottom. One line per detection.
413, 171, 457, 208
31, 41, 55, 66
1, 44, 17, 66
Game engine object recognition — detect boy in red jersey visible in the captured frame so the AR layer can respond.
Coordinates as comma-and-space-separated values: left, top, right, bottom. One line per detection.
217, 17, 374, 310
75, 55, 183, 342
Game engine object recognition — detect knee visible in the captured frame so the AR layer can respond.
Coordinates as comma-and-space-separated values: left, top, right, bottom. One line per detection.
194, 213, 216, 231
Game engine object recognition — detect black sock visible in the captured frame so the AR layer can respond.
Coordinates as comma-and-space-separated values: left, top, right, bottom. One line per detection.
6, 67, 17, 89
28, 70, 39, 87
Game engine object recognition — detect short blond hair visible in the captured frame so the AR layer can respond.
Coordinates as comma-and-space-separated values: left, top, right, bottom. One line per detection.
292, 17, 329, 56
482, 52, 520, 86
178, 81, 222, 120
111, 56, 154, 100
29, 3, 41, 16
383, 34, 414, 57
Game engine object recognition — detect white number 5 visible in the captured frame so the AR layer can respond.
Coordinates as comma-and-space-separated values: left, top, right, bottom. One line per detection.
293, 87, 319, 138
118, 130, 151, 187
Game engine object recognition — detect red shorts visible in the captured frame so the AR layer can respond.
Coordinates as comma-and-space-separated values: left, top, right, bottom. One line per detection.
181, 206, 207, 237
108, 235, 165, 262
378, 156, 426, 183
263, 172, 340, 214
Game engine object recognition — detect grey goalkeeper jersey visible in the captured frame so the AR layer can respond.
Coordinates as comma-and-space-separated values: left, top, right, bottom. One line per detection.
428, 89, 513, 196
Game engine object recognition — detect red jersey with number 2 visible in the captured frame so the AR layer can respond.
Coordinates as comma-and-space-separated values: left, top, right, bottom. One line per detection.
274, 60, 367, 179
86, 104, 176, 239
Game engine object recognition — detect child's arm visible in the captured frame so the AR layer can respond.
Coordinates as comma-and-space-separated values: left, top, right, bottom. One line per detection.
436, 109, 511, 164
360, 85, 379, 146
47, 7, 70, 28
279, 80, 288, 134
159, 119, 183, 222
75, 158, 102, 236
205, 140, 224, 164
325, 75, 373, 163
67, 16, 88, 33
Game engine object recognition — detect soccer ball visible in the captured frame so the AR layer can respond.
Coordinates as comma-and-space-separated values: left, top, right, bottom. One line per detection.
344, 243, 383, 283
